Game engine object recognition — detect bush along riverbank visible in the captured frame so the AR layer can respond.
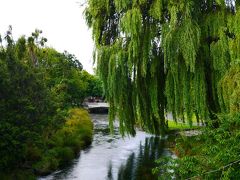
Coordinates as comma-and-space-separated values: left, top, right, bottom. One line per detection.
34, 108, 93, 176
0, 109, 93, 179
0, 30, 101, 179
153, 113, 240, 179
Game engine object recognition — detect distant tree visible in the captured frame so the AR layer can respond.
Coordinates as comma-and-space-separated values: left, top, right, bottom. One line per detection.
38, 48, 87, 108
81, 70, 104, 98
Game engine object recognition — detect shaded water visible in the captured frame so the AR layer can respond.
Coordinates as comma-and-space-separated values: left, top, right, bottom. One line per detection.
39, 114, 172, 180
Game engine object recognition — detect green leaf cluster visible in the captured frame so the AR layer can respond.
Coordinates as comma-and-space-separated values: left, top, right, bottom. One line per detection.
0, 28, 98, 175
153, 113, 240, 179
85, 0, 240, 135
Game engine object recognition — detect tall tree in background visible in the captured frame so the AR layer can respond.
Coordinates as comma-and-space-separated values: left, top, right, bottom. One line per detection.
85, 0, 239, 135
0, 28, 99, 170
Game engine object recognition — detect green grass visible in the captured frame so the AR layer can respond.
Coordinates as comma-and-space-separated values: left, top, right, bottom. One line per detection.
168, 120, 199, 130
165, 112, 202, 124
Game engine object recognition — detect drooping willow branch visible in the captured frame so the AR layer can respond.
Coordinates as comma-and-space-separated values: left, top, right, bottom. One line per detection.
85, 0, 240, 135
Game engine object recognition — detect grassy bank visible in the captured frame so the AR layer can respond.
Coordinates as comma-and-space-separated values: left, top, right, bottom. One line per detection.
154, 113, 240, 179
167, 120, 199, 130
162, 120, 201, 155
167, 119, 201, 137
33, 108, 93, 175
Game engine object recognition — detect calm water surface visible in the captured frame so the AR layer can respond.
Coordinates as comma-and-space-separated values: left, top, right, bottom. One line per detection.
39, 114, 172, 180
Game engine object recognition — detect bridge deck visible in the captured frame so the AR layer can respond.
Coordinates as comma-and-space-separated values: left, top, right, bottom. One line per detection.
85, 102, 109, 114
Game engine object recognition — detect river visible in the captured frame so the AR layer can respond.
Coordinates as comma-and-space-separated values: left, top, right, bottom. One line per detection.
39, 114, 172, 180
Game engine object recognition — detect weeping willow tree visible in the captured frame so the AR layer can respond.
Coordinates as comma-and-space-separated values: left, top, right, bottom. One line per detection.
84, 0, 240, 135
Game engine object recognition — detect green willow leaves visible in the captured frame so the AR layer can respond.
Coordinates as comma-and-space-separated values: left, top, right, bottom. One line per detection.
85, 0, 240, 135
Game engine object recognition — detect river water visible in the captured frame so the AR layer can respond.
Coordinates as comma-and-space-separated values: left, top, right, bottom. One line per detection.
39, 114, 172, 180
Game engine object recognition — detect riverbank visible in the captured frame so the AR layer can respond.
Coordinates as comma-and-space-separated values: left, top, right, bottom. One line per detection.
1, 117, 201, 179
34, 108, 93, 176
39, 114, 172, 180
154, 113, 240, 179
163, 121, 201, 156
0, 108, 93, 179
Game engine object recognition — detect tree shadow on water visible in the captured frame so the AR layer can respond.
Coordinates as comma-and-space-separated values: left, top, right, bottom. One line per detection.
107, 136, 165, 180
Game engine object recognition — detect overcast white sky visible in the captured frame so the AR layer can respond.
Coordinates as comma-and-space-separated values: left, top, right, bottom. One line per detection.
0, 0, 94, 73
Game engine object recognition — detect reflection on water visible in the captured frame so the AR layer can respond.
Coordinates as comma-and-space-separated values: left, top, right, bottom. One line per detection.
39, 114, 171, 180
116, 137, 164, 180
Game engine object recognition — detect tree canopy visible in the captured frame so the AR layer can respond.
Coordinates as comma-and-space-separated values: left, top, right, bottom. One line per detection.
85, 0, 240, 135
0, 28, 99, 172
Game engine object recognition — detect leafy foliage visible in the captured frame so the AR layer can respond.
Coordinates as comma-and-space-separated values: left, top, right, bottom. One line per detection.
85, 0, 240, 136
153, 113, 240, 179
219, 65, 240, 113
85, 2, 240, 178
38, 48, 88, 108
0, 28, 98, 175
34, 109, 93, 175
0, 29, 54, 170
81, 70, 104, 97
